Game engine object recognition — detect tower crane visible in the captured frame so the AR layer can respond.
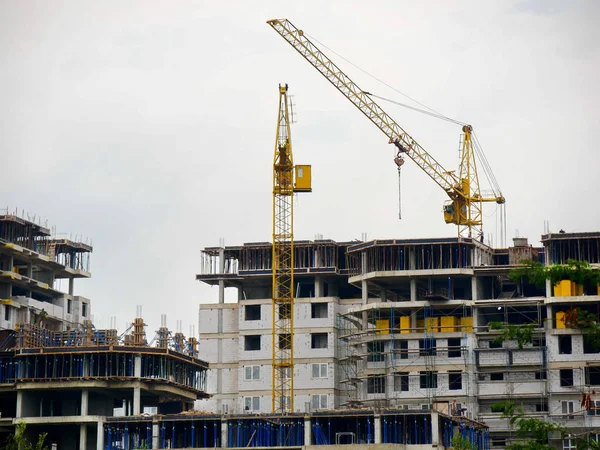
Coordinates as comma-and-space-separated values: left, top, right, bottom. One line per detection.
272, 84, 311, 413
267, 19, 505, 241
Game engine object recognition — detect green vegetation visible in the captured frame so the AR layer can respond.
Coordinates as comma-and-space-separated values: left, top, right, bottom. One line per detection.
2, 422, 48, 450
494, 401, 566, 450
509, 259, 600, 288
451, 434, 478, 450
488, 322, 536, 349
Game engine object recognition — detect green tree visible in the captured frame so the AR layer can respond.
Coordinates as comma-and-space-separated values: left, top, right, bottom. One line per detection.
494, 401, 566, 450
2, 422, 48, 450
451, 433, 478, 450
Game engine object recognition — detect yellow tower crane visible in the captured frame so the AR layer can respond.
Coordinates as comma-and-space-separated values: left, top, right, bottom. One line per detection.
268, 19, 505, 241
272, 84, 311, 413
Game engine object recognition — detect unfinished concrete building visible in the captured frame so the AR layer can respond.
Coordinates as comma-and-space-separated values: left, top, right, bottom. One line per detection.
0, 211, 212, 450
0, 212, 92, 332
197, 231, 600, 449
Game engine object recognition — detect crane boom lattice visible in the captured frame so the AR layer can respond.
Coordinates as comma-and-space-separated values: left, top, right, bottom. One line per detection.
268, 18, 504, 239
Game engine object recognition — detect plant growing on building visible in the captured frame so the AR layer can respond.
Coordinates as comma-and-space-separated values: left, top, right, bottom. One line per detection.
509, 259, 600, 288
493, 401, 566, 450
2, 422, 48, 450
562, 308, 600, 350
488, 322, 536, 349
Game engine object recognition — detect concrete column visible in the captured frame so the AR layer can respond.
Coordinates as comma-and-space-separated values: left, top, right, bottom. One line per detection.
81, 389, 89, 416
374, 415, 381, 444
27, 263, 33, 278
304, 417, 312, 445
79, 424, 87, 450
218, 280, 225, 304
221, 419, 228, 448
218, 247, 225, 304
362, 280, 368, 305
431, 411, 439, 445
546, 304, 553, 330
545, 279, 552, 298
68, 277, 74, 296
217, 305, 223, 413
411, 311, 418, 332
8, 255, 14, 271
134, 355, 142, 378
315, 276, 324, 298
409, 249, 416, 270
410, 279, 417, 301
152, 422, 160, 450
133, 387, 141, 416
471, 276, 478, 301
16, 391, 23, 418
97, 421, 104, 450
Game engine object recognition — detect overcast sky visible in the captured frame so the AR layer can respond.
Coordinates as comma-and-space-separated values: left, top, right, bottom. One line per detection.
1, 0, 598, 337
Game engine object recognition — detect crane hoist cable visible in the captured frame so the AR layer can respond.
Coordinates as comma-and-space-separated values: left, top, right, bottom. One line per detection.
267, 18, 505, 240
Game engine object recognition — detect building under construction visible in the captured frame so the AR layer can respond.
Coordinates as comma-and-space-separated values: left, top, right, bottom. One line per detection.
197, 230, 600, 449
0, 211, 210, 450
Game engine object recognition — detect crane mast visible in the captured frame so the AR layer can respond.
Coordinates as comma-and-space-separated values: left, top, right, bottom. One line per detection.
267, 19, 504, 239
271, 84, 311, 413
272, 84, 295, 413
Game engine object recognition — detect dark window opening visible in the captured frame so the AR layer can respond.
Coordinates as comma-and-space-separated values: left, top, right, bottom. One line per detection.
4, 306, 9, 321
533, 337, 546, 347
492, 438, 506, 447
535, 370, 547, 380
311, 303, 328, 319
586, 367, 600, 386
489, 339, 502, 349
558, 335, 572, 354
420, 371, 438, 389
419, 338, 437, 356
245, 305, 261, 321
368, 341, 385, 362
311, 333, 328, 349
584, 338, 600, 354
491, 373, 504, 381
394, 373, 409, 392
448, 338, 461, 357
67, 299, 72, 314
396, 340, 409, 359
449, 371, 462, 390
536, 401, 548, 412
560, 369, 574, 387
82, 303, 87, 317
245, 335, 261, 351
367, 376, 386, 394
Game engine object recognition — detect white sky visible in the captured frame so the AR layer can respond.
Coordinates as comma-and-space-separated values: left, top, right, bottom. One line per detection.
1, 0, 598, 336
